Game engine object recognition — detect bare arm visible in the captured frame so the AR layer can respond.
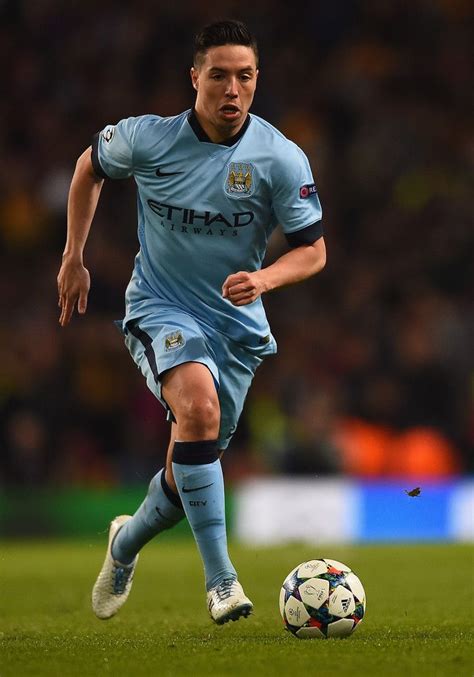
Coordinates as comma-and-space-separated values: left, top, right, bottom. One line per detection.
57, 147, 104, 326
222, 236, 326, 306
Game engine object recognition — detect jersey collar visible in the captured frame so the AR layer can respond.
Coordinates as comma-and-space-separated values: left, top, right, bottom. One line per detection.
187, 108, 250, 147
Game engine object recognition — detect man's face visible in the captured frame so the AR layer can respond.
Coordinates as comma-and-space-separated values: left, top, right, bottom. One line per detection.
191, 45, 258, 141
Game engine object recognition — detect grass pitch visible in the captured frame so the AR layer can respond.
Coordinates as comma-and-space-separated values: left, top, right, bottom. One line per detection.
1, 540, 473, 676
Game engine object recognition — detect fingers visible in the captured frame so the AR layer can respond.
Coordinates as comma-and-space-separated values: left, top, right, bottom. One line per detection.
231, 293, 256, 306
57, 277, 71, 326
228, 285, 255, 303
59, 298, 71, 327
59, 294, 76, 326
78, 289, 88, 314
222, 272, 251, 296
222, 271, 249, 294
222, 271, 259, 306
57, 263, 90, 326
57, 287, 83, 326
59, 290, 89, 325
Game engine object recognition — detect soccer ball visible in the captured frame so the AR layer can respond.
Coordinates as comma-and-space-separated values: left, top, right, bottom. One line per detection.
279, 558, 366, 639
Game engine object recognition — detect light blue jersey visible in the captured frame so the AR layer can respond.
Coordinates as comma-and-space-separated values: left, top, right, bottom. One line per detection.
92, 109, 322, 350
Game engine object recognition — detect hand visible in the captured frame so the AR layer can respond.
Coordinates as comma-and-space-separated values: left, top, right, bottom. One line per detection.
57, 257, 90, 326
222, 270, 266, 306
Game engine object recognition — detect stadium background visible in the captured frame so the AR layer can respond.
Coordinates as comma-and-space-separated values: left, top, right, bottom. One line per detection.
0, 0, 472, 542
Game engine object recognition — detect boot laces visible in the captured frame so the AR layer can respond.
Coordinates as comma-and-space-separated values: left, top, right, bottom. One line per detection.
112, 564, 134, 595
215, 578, 237, 601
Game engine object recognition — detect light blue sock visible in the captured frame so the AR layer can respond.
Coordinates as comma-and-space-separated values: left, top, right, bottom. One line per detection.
112, 468, 185, 564
172, 441, 236, 590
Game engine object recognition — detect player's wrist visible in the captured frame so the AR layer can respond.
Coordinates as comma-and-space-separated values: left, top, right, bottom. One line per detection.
255, 270, 274, 294
62, 250, 84, 265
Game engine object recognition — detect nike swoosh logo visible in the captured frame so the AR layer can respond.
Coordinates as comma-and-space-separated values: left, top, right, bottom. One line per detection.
181, 482, 214, 493
155, 168, 184, 177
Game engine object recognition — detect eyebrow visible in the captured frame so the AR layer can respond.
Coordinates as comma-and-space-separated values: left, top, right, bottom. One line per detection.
208, 66, 255, 72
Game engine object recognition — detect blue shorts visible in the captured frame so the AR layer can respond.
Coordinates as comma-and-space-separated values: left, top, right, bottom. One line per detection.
121, 309, 275, 449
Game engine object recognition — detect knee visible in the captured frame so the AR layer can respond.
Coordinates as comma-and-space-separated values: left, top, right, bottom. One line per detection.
177, 396, 220, 438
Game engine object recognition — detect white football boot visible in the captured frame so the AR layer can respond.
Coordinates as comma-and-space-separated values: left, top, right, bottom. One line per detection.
92, 515, 138, 620
207, 578, 253, 625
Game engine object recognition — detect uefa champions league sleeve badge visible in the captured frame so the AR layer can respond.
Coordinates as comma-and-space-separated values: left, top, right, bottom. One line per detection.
101, 125, 116, 143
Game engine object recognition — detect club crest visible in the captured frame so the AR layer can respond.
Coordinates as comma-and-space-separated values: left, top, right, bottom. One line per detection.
164, 331, 185, 351
225, 162, 255, 197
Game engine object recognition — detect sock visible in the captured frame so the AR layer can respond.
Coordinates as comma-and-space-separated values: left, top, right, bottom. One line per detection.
112, 468, 185, 564
172, 440, 237, 591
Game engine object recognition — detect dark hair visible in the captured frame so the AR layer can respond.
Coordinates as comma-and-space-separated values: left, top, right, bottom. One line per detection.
193, 20, 258, 67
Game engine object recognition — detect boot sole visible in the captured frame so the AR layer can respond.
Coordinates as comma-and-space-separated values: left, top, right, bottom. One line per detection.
216, 603, 253, 625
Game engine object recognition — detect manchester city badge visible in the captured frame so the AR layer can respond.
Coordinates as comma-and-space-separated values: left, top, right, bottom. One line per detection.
164, 331, 185, 351
224, 162, 255, 198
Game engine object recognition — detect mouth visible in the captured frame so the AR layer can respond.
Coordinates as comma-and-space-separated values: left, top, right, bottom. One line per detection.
219, 104, 241, 119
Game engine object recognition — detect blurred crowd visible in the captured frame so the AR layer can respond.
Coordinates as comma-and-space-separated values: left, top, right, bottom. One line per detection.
1, 0, 472, 488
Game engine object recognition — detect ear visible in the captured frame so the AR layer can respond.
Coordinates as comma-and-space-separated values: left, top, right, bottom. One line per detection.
190, 67, 199, 91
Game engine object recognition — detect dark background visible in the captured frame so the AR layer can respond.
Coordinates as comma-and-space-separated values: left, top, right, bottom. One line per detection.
1, 0, 472, 489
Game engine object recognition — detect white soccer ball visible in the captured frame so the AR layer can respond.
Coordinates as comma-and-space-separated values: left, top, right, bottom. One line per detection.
280, 558, 366, 639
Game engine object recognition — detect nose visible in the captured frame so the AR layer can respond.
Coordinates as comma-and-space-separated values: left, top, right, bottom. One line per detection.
225, 77, 239, 98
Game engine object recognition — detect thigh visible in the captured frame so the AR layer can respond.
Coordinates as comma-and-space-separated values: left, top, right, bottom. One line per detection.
123, 310, 220, 416
161, 361, 218, 411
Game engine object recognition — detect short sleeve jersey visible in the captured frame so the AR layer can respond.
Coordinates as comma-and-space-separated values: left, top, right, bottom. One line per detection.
92, 110, 323, 348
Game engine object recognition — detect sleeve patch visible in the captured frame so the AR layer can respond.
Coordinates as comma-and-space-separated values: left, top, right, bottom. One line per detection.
102, 125, 115, 143
299, 183, 318, 199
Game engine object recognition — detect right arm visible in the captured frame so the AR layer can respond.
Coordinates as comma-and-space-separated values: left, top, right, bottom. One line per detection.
57, 147, 104, 326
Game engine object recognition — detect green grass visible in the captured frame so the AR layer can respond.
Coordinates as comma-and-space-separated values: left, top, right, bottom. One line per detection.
1, 541, 473, 676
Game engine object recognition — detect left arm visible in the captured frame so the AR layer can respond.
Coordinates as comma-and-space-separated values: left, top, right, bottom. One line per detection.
222, 236, 326, 306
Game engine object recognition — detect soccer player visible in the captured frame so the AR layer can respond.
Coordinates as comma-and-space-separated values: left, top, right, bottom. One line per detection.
57, 19, 326, 624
